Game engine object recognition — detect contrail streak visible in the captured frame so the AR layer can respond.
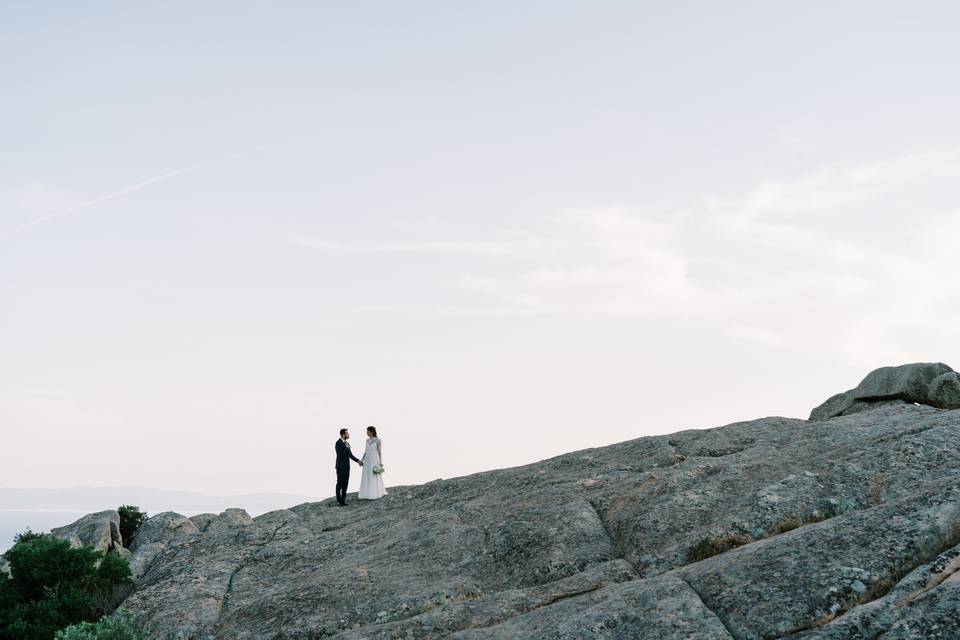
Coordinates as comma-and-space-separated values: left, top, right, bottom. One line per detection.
0, 145, 276, 242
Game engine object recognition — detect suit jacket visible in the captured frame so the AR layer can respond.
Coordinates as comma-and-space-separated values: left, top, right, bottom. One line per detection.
335, 439, 361, 471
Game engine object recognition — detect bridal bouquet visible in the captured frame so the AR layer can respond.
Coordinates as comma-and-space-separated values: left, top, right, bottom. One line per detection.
373, 464, 385, 475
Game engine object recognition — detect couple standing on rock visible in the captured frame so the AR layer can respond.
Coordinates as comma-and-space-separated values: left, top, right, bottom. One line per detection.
334, 426, 387, 505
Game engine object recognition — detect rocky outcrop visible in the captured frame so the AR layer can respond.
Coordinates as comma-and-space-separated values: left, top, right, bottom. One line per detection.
929, 371, 960, 409
127, 512, 199, 579
50, 509, 129, 559
809, 362, 960, 420
204, 508, 254, 533
188, 513, 218, 532
46, 365, 960, 639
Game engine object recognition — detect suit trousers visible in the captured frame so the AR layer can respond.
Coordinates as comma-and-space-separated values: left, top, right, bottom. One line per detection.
336, 468, 350, 504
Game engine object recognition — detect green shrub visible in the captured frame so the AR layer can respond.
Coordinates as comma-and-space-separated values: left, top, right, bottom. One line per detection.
820, 496, 855, 517
869, 473, 887, 505
13, 530, 46, 545
686, 532, 752, 563
0, 535, 133, 640
774, 516, 804, 533
116, 508, 146, 550
55, 610, 141, 640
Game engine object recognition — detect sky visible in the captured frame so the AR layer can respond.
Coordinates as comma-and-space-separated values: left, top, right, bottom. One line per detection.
2, 2, 960, 498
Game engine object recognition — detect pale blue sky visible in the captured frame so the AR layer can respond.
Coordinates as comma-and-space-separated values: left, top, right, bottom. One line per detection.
2, 2, 959, 496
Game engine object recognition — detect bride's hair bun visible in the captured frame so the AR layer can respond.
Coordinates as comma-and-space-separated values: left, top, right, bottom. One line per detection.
367, 426, 378, 437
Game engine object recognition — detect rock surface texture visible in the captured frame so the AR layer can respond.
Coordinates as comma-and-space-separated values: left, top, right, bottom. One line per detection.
51, 509, 130, 559
59, 366, 960, 639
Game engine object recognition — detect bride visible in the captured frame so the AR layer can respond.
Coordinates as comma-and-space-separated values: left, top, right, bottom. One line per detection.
358, 426, 387, 500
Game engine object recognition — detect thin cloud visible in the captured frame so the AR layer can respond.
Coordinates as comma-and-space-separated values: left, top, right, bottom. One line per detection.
291, 236, 565, 255
0, 162, 212, 241
703, 150, 960, 218
0, 144, 278, 242
296, 151, 959, 368
433, 152, 960, 366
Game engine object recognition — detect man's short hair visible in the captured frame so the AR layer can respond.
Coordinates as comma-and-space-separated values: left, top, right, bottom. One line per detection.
339, 428, 348, 436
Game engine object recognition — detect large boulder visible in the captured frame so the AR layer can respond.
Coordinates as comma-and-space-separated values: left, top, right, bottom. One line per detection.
129, 512, 199, 553
810, 362, 960, 420
128, 512, 199, 579
807, 392, 854, 422
203, 508, 253, 534
854, 361, 952, 401
929, 371, 960, 409
50, 509, 123, 555
188, 513, 218, 532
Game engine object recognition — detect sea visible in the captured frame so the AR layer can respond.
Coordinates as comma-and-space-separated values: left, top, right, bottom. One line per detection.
0, 510, 93, 553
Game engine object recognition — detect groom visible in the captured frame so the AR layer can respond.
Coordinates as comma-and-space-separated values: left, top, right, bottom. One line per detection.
335, 428, 362, 506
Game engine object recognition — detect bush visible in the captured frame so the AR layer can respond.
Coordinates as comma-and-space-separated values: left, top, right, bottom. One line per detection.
55, 610, 141, 640
820, 496, 855, 517
869, 473, 888, 505
686, 532, 752, 563
0, 535, 133, 640
774, 516, 804, 533
13, 530, 46, 545
116, 508, 146, 550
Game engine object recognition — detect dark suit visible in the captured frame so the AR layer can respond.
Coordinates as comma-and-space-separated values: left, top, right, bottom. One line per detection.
335, 438, 361, 505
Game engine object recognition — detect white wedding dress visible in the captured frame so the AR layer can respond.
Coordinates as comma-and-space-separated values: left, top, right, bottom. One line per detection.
358, 437, 387, 500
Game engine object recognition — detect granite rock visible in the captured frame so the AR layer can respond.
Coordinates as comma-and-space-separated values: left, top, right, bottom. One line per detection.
47, 367, 960, 639
810, 362, 960, 420
127, 511, 200, 579
929, 371, 960, 409
50, 509, 123, 555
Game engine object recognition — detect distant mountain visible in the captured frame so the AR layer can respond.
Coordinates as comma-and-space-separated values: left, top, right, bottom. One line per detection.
0, 486, 312, 514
